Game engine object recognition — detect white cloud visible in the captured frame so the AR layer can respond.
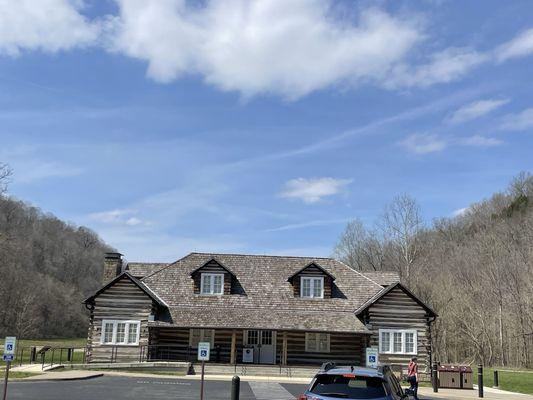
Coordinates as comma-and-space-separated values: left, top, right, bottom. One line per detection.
458, 135, 503, 147
496, 28, 533, 62
0, 0, 102, 56
279, 177, 352, 204
265, 218, 350, 232
499, 108, 533, 131
452, 207, 469, 217
89, 208, 146, 226
14, 161, 83, 183
109, 0, 422, 99
387, 47, 488, 89
400, 133, 447, 154
448, 99, 509, 124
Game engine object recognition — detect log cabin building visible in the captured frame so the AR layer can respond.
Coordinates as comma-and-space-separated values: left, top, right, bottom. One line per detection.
84, 252, 437, 370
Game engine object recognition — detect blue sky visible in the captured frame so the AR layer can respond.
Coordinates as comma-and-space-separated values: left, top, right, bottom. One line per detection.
1, 0, 533, 262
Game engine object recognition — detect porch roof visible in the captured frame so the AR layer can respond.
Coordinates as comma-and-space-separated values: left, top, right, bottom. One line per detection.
149, 306, 371, 333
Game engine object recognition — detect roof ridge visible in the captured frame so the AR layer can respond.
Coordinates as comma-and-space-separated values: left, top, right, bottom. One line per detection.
334, 259, 384, 289
189, 251, 334, 260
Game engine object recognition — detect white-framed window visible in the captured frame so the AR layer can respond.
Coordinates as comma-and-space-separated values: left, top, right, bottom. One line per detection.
100, 320, 141, 345
300, 277, 324, 298
189, 329, 215, 347
201, 273, 224, 295
305, 332, 330, 353
379, 329, 417, 355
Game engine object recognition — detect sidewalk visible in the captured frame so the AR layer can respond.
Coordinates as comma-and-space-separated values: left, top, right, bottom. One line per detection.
418, 386, 533, 400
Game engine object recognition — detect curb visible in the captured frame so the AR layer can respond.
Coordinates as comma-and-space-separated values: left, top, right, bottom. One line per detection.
14, 373, 104, 382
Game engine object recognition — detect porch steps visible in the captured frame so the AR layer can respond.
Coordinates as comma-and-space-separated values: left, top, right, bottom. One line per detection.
194, 363, 319, 378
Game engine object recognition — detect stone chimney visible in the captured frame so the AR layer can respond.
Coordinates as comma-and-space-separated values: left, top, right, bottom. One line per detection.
103, 252, 123, 284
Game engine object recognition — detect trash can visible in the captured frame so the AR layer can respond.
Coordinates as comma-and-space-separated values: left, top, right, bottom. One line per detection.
242, 347, 254, 363
460, 366, 473, 389
438, 365, 461, 388
438, 365, 473, 389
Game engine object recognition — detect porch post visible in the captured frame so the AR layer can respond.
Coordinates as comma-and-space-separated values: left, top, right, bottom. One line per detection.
282, 331, 288, 365
230, 329, 237, 364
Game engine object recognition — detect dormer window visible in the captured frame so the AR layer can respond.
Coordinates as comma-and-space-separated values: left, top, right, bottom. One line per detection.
201, 273, 223, 295
301, 276, 324, 298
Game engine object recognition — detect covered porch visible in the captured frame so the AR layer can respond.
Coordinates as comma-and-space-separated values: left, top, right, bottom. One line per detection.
144, 326, 369, 366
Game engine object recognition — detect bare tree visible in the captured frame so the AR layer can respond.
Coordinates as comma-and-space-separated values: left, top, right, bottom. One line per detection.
379, 194, 423, 283
0, 162, 12, 195
333, 219, 384, 271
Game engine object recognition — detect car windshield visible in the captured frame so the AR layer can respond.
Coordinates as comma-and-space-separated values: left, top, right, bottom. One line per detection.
309, 374, 387, 399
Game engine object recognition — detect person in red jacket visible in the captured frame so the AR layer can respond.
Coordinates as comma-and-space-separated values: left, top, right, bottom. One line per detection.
407, 357, 419, 400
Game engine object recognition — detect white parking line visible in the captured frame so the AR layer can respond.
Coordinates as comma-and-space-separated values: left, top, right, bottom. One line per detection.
248, 381, 295, 400
136, 380, 191, 386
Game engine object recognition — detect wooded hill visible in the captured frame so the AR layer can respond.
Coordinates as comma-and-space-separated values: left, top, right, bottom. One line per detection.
0, 165, 110, 338
334, 172, 533, 368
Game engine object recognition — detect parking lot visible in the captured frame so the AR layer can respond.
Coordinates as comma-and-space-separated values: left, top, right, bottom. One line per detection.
3, 375, 307, 400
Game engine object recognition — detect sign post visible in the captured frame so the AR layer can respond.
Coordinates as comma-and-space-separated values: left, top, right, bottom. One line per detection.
3, 337, 16, 400
365, 347, 379, 368
197, 342, 210, 400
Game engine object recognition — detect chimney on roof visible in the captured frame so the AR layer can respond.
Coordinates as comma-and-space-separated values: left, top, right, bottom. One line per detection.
103, 252, 123, 284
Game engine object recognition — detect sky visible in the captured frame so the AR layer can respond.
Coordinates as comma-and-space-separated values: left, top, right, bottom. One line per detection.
1, 0, 533, 262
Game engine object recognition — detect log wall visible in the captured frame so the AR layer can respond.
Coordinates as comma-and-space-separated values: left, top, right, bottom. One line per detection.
87, 275, 155, 363
364, 286, 431, 372
151, 327, 366, 366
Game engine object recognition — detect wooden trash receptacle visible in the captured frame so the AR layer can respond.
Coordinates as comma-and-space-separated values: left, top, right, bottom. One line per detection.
460, 366, 473, 389
438, 365, 473, 389
438, 365, 461, 388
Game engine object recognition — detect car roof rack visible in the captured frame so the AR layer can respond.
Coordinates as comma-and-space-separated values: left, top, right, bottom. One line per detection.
320, 362, 337, 372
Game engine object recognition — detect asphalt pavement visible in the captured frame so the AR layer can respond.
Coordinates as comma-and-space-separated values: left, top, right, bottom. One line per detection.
2, 375, 308, 400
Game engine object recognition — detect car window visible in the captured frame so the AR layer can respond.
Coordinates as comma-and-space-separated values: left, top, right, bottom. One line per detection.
309, 374, 387, 399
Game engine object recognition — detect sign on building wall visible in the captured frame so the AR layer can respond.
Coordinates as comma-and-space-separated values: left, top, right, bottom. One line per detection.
197, 342, 210, 361
366, 347, 379, 368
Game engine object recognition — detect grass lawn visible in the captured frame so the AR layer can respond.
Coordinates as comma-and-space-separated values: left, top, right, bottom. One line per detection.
482, 368, 533, 395
0, 338, 87, 367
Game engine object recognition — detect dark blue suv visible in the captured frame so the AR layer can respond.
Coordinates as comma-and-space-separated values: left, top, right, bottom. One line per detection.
299, 363, 408, 400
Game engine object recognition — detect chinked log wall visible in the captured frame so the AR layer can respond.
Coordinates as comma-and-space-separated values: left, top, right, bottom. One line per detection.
87, 276, 155, 363
365, 286, 430, 371
152, 327, 365, 366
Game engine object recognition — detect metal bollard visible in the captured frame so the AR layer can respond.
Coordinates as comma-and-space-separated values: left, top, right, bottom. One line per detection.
231, 375, 240, 400
432, 364, 438, 393
478, 364, 483, 398
493, 370, 499, 389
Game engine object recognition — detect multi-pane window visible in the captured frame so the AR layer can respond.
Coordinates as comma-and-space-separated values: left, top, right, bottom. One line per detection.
201, 273, 224, 295
380, 331, 390, 354
100, 320, 141, 345
379, 329, 417, 354
128, 323, 138, 344
189, 329, 215, 347
246, 330, 259, 345
405, 332, 415, 353
393, 332, 403, 353
261, 331, 273, 345
301, 277, 324, 298
116, 322, 126, 343
305, 333, 330, 353
103, 321, 114, 343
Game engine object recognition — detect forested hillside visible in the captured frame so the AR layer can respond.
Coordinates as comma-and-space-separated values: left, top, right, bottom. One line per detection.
0, 163, 111, 338
334, 172, 533, 368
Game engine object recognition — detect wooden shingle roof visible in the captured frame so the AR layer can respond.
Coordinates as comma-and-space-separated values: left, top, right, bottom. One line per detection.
360, 271, 400, 287
125, 262, 168, 278
142, 252, 385, 333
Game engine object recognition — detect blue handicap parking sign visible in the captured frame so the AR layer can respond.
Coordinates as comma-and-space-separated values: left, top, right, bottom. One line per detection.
7, 344, 13, 351
369, 355, 376, 362
201, 350, 207, 357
